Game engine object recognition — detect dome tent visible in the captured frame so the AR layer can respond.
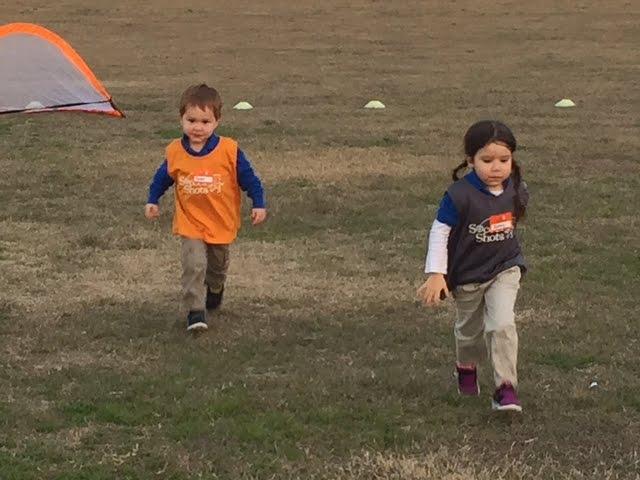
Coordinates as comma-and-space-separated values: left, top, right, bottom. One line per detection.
0, 23, 123, 117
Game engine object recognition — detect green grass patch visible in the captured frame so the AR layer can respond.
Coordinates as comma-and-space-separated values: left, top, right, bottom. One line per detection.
535, 352, 597, 371
155, 127, 182, 139
0, 451, 40, 480
619, 389, 640, 412
2, 2, 640, 478
244, 173, 431, 243
325, 134, 402, 148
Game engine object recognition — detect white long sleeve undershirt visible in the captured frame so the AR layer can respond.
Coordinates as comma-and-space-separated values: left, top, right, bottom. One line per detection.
424, 220, 451, 274
425, 187, 503, 274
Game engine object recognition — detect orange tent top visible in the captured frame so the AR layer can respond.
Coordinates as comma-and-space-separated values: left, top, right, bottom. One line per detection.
0, 23, 124, 117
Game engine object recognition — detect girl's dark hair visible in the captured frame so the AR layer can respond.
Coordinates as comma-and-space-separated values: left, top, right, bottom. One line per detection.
452, 120, 526, 219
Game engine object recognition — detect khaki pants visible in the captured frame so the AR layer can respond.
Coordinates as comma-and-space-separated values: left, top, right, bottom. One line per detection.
453, 266, 521, 388
181, 237, 230, 312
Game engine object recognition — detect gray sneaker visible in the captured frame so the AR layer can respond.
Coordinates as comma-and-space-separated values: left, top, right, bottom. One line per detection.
187, 310, 208, 332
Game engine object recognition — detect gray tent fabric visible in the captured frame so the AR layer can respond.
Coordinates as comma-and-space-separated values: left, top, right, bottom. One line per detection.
0, 23, 123, 116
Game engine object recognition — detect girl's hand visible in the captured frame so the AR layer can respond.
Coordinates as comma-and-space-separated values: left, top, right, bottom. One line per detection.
417, 273, 450, 307
145, 203, 159, 220
251, 208, 267, 225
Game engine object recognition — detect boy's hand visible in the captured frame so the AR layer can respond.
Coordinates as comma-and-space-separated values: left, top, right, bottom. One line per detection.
417, 273, 450, 307
251, 208, 267, 225
145, 203, 159, 220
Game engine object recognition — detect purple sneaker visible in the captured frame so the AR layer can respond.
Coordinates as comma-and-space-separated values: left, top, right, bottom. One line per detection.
456, 365, 480, 396
491, 383, 522, 412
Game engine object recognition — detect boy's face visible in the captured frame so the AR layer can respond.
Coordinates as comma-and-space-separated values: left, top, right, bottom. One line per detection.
181, 104, 218, 148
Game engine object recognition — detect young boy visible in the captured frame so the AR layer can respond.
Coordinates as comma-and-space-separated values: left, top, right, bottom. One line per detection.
145, 83, 266, 332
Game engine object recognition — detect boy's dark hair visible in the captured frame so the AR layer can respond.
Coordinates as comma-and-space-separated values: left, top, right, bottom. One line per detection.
452, 120, 526, 219
179, 83, 222, 120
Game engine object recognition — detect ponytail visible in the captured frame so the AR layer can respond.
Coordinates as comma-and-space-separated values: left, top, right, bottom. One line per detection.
512, 160, 526, 220
452, 160, 468, 181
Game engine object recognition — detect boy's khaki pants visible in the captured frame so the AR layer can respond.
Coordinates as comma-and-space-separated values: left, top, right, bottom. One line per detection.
181, 237, 230, 312
453, 266, 521, 388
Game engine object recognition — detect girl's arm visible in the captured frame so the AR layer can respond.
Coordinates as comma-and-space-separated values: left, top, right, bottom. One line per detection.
417, 194, 458, 306
425, 191, 458, 274
424, 219, 451, 274
417, 220, 452, 306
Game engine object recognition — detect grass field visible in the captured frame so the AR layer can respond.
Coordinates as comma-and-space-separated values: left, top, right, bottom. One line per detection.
1, 1, 639, 478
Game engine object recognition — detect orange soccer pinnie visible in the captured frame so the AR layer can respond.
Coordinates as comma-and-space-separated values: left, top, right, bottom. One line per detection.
166, 136, 242, 244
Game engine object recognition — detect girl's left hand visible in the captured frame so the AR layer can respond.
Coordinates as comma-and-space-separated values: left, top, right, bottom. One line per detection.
251, 208, 267, 225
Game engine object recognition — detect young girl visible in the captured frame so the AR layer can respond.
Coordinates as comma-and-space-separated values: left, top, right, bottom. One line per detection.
417, 120, 529, 412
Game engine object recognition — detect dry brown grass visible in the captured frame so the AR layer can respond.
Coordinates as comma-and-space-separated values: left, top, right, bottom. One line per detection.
1, 0, 639, 478
320, 448, 640, 480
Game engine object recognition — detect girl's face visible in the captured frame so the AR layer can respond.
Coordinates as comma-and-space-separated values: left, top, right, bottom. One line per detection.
469, 141, 513, 192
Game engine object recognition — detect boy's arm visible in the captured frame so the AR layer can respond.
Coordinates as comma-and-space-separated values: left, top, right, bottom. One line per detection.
148, 160, 175, 204
236, 149, 265, 208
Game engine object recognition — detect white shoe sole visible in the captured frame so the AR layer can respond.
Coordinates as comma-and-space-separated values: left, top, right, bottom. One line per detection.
458, 387, 480, 396
187, 322, 208, 332
491, 400, 522, 412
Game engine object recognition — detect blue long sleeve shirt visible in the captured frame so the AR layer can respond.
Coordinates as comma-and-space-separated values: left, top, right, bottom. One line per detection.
147, 134, 265, 208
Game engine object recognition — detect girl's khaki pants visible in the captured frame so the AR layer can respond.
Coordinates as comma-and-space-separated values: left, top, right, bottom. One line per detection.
453, 266, 521, 388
